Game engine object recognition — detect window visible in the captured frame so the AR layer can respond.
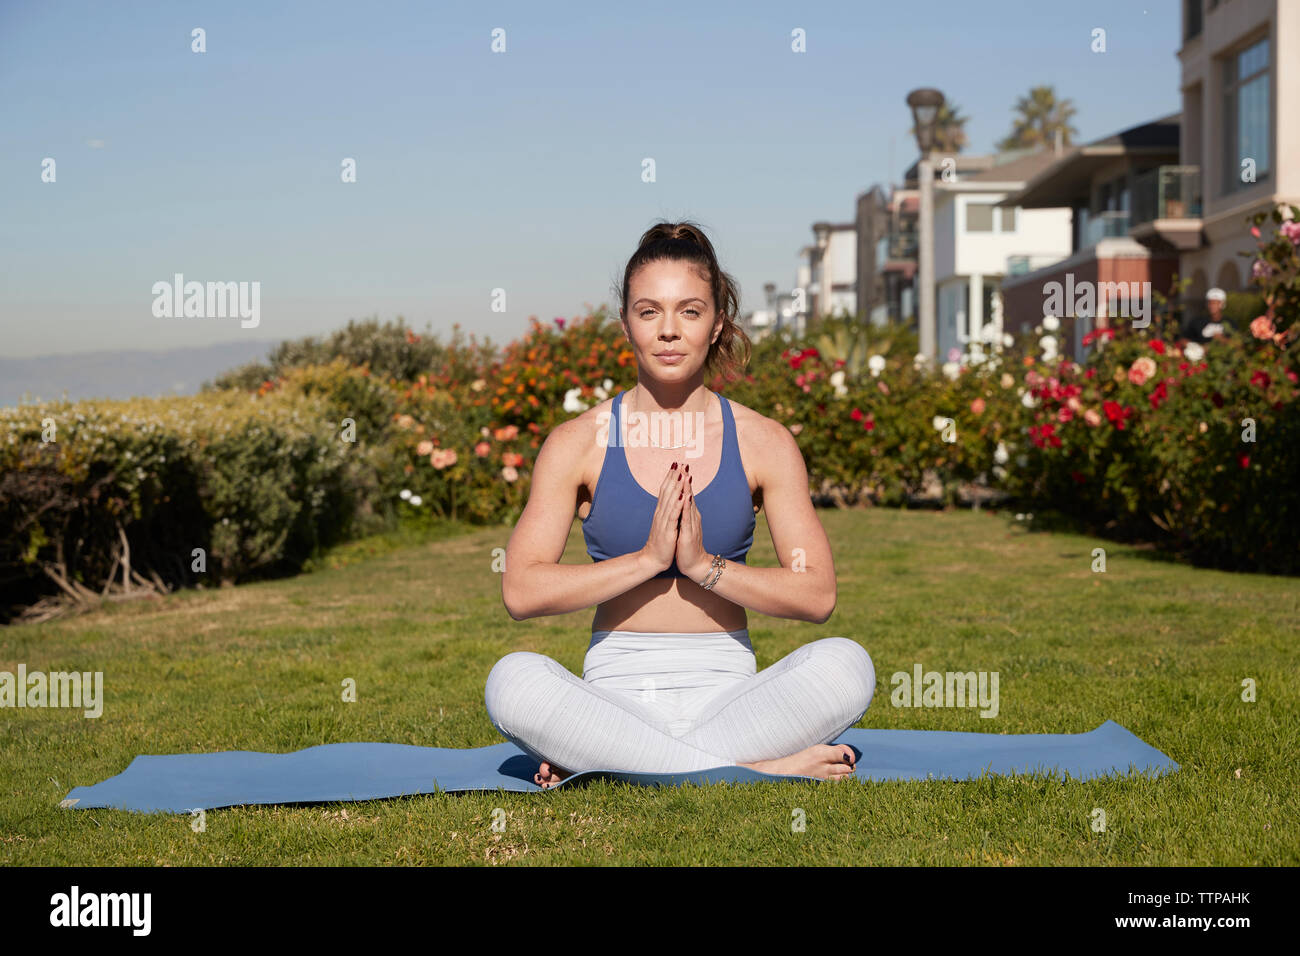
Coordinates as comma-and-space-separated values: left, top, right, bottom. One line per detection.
966, 203, 994, 232
1224, 35, 1270, 193
1185, 0, 1202, 42
998, 207, 1017, 232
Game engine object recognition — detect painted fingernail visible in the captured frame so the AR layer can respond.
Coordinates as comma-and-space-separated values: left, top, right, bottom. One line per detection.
679, 490, 683, 498
671, 462, 677, 470
684, 464, 689, 472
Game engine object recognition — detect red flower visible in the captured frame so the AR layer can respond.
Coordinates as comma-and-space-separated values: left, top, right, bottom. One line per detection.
1103, 400, 1134, 429
863, 418, 875, 431
1070, 470, 1086, 484
1287, 370, 1299, 384
1084, 368, 1095, 380
850, 407, 864, 421
802, 348, 820, 359
1148, 380, 1168, 410
1210, 392, 1225, 408
554, 318, 566, 330
1251, 370, 1271, 388
1239, 453, 1251, 469
1150, 340, 1166, 354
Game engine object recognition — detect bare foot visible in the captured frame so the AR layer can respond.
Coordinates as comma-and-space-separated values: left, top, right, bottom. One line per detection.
740, 744, 857, 781
534, 761, 570, 789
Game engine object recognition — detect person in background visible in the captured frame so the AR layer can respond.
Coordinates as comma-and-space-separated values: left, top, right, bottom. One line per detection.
1200, 288, 1230, 340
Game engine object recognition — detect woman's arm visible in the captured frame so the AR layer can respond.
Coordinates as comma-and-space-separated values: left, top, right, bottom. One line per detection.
501, 417, 683, 620
678, 419, 836, 624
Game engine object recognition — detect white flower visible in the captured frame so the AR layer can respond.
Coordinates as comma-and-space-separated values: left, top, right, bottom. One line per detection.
399, 489, 412, 500
1042, 315, 1060, 332
1039, 335, 1057, 352
994, 442, 1009, 464
1184, 342, 1205, 362
563, 387, 589, 413
829, 369, 847, 396
593, 378, 614, 401
1202, 323, 1224, 338
932, 415, 947, 430
868, 354, 886, 376
941, 361, 960, 380
1002, 333, 1014, 348
409, 495, 423, 507
1021, 392, 1037, 408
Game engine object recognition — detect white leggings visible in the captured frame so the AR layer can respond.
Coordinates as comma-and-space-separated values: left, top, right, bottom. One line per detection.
484, 630, 876, 773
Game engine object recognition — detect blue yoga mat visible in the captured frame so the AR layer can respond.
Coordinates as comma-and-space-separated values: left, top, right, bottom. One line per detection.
60, 720, 1178, 815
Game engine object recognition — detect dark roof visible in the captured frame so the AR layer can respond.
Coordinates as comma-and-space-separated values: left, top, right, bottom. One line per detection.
996, 112, 1182, 207
961, 149, 1064, 184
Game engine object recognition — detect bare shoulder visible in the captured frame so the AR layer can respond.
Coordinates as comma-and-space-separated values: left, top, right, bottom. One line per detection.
721, 394, 805, 487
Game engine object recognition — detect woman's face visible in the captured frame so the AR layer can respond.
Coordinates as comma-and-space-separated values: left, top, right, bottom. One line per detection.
621, 259, 722, 382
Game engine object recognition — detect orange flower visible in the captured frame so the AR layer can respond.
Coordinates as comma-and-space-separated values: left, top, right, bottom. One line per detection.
502, 451, 524, 467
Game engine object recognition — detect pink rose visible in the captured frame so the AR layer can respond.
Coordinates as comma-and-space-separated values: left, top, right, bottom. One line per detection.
502, 451, 524, 467
474, 441, 490, 457
430, 449, 458, 469
1058, 406, 1074, 423
1250, 315, 1277, 340
1084, 408, 1102, 427
1128, 356, 1156, 385
416, 440, 434, 456
1281, 220, 1300, 244
501, 466, 518, 483
1252, 259, 1272, 279
970, 397, 985, 415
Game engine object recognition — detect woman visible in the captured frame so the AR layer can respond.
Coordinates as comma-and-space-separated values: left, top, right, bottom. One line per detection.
488, 221, 876, 788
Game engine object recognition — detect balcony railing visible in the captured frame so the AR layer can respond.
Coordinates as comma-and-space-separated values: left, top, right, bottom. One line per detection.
1082, 210, 1131, 247
884, 231, 917, 260
1132, 166, 1202, 226
1006, 254, 1069, 277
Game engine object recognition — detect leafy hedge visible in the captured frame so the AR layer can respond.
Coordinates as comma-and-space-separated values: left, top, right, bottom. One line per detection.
0, 384, 373, 621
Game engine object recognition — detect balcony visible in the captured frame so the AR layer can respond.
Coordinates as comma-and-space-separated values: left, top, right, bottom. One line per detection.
1130, 165, 1203, 250
1006, 254, 1069, 277
875, 230, 918, 271
1082, 210, 1132, 247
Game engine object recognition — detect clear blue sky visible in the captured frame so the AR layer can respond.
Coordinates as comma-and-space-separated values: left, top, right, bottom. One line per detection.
0, 0, 1181, 358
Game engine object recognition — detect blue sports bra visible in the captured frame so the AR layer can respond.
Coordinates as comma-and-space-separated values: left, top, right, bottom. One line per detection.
581, 389, 756, 580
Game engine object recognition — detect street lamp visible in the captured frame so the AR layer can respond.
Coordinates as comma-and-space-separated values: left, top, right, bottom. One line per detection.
907, 87, 945, 365
812, 221, 831, 324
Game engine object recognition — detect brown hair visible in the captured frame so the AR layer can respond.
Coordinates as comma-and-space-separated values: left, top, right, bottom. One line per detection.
615, 220, 752, 383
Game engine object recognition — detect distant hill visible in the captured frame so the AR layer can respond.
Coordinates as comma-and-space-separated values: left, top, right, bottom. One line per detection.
0, 341, 280, 407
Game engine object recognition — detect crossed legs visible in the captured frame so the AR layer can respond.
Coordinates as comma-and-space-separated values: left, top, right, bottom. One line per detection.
484, 637, 876, 783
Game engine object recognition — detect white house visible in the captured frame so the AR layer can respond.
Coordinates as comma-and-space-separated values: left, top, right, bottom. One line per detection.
932, 151, 1074, 360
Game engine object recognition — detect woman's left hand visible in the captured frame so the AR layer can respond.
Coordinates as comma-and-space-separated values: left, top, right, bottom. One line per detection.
675, 471, 710, 582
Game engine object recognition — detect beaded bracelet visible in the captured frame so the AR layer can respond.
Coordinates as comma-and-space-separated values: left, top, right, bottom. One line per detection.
701, 554, 726, 591
697, 553, 723, 589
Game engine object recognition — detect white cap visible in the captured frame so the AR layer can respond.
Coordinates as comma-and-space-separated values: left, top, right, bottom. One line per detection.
1206, 288, 1226, 302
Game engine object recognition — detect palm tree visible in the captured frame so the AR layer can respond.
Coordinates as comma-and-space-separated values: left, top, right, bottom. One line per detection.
996, 86, 1078, 152
912, 102, 969, 154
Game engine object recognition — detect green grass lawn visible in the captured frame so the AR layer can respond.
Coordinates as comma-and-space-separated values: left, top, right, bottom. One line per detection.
2, 509, 1296, 865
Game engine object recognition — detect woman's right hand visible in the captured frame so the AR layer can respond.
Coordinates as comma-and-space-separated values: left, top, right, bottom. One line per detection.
641, 463, 686, 573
